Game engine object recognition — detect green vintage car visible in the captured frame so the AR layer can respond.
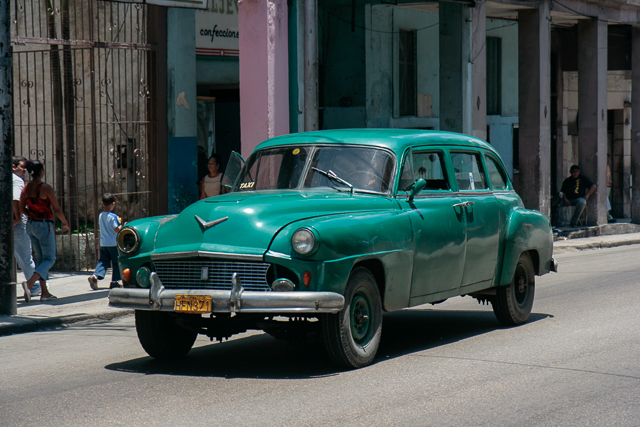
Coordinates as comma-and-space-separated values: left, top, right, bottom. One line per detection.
109, 129, 556, 369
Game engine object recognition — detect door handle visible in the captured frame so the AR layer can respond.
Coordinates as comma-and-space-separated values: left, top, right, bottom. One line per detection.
452, 201, 475, 208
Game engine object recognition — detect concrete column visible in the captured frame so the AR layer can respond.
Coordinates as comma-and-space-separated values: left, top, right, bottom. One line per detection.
517, 1, 551, 217
471, 0, 487, 141
439, 2, 472, 134
303, 0, 319, 131
578, 19, 607, 226
365, 5, 393, 128
612, 108, 631, 218
239, 0, 290, 157
167, 8, 197, 140
166, 8, 198, 214
632, 25, 640, 223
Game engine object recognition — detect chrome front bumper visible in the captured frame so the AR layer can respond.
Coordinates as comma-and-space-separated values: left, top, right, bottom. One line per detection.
108, 272, 345, 314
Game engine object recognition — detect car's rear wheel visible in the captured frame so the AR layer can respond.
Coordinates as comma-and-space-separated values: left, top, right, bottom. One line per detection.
492, 252, 535, 326
322, 267, 382, 369
135, 310, 198, 359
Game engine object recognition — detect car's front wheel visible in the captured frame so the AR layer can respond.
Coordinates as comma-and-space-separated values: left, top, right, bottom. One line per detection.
321, 267, 382, 369
492, 252, 535, 326
135, 310, 198, 359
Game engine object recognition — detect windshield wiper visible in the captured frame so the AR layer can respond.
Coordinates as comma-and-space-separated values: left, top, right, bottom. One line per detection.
311, 167, 354, 194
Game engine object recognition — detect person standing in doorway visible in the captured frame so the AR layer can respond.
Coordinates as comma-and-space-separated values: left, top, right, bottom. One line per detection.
561, 165, 596, 228
12, 156, 41, 297
19, 159, 70, 302
200, 153, 226, 199
88, 193, 123, 290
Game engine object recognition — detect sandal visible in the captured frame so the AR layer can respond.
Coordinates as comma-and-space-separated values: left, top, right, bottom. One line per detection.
40, 295, 58, 301
22, 282, 31, 303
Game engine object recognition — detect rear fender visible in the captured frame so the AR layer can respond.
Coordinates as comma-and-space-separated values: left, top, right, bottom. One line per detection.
499, 209, 554, 285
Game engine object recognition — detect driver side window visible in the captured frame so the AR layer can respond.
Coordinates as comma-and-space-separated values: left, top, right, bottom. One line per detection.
399, 150, 450, 192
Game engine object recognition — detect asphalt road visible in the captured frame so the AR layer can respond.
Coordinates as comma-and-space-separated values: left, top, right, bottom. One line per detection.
2, 245, 639, 426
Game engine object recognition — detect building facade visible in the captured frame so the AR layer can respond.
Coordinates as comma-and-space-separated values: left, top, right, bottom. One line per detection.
239, 0, 640, 226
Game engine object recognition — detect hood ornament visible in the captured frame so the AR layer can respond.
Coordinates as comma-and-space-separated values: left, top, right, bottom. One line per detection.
195, 215, 228, 231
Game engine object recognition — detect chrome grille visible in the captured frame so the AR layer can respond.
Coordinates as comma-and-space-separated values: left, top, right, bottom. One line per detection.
154, 261, 271, 291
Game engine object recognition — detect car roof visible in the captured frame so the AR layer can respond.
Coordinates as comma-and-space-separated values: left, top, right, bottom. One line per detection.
254, 129, 498, 156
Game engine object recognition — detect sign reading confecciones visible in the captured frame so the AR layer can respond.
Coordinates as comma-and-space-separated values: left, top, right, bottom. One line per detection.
146, 0, 209, 9
195, 0, 239, 57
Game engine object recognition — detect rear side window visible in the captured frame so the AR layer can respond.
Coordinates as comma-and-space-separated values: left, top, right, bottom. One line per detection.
485, 155, 508, 190
450, 151, 488, 191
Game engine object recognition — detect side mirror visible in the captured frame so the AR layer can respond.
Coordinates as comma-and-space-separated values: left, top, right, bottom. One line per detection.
408, 178, 427, 202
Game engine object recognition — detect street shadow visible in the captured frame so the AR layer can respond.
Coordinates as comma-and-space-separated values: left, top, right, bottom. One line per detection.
18, 290, 110, 306
377, 309, 550, 361
106, 331, 339, 379
105, 309, 551, 379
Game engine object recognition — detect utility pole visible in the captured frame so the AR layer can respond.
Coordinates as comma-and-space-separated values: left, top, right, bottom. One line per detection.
0, 0, 17, 315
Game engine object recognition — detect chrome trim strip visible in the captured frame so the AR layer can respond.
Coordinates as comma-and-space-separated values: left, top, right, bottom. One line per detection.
150, 251, 264, 261
397, 190, 517, 200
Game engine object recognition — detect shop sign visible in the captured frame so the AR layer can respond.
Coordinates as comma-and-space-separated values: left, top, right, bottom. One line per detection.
146, 0, 208, 9
196, 0, 239, 58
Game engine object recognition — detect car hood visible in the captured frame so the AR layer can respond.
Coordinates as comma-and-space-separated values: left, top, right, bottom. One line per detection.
152, 190, 398, 257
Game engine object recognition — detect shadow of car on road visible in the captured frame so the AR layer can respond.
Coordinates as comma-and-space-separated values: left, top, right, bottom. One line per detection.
104, 309, 552, 380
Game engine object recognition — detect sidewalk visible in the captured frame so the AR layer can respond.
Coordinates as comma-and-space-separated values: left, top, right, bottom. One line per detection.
0, 272, 131, 336
2, 225, 640, 337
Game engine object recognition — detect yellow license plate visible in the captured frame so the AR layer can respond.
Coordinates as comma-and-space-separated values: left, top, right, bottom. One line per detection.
174, 294, 212, 313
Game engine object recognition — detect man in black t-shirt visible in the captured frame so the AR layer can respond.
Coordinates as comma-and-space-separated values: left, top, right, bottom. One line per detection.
561, 165, 596, 227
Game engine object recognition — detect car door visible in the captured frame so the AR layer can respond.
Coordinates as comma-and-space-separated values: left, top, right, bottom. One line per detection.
450, 150, 501, 287
398, 149, 467, 301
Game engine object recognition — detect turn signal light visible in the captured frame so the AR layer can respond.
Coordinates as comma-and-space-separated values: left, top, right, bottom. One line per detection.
122, 268, 132, 284
303, 271, 311, 287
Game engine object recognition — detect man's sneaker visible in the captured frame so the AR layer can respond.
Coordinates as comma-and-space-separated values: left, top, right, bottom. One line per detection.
109, 281, 122, 289
88, 275, 99, 290
31, 282, 41, 296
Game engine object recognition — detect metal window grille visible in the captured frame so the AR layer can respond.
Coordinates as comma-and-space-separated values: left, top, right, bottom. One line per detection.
11, 0, 158, 270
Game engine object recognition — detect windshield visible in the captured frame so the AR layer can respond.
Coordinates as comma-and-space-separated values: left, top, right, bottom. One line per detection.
233, 145, 395, 194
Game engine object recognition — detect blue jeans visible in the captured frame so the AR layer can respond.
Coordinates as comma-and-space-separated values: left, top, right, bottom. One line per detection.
14, 223, 36, 279
26, 221, 56, 281
568, 197, 587, 225
93, 246, 121, 282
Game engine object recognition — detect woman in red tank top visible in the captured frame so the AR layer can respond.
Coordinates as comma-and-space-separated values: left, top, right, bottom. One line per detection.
19, 160, 69, 302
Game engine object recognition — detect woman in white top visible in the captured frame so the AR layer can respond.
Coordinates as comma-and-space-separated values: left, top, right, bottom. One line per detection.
200, 154, 224, 199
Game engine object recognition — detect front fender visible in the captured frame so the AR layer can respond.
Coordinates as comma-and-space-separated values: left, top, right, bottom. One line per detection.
268, 209, 412, 262
117, 214, 178, 286
499, 208, 554, 285
267, 209, 414, 306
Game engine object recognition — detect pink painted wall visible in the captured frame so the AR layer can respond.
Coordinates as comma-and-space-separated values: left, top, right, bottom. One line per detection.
239, 0, 290, 158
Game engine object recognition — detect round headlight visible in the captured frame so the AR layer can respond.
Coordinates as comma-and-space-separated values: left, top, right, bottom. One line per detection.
117, 227, 140, 255
292, 228, 316, 255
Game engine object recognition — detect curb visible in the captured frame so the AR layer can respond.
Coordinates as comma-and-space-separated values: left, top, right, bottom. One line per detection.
553, 238, 640, 254
0, 309, 133, 337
